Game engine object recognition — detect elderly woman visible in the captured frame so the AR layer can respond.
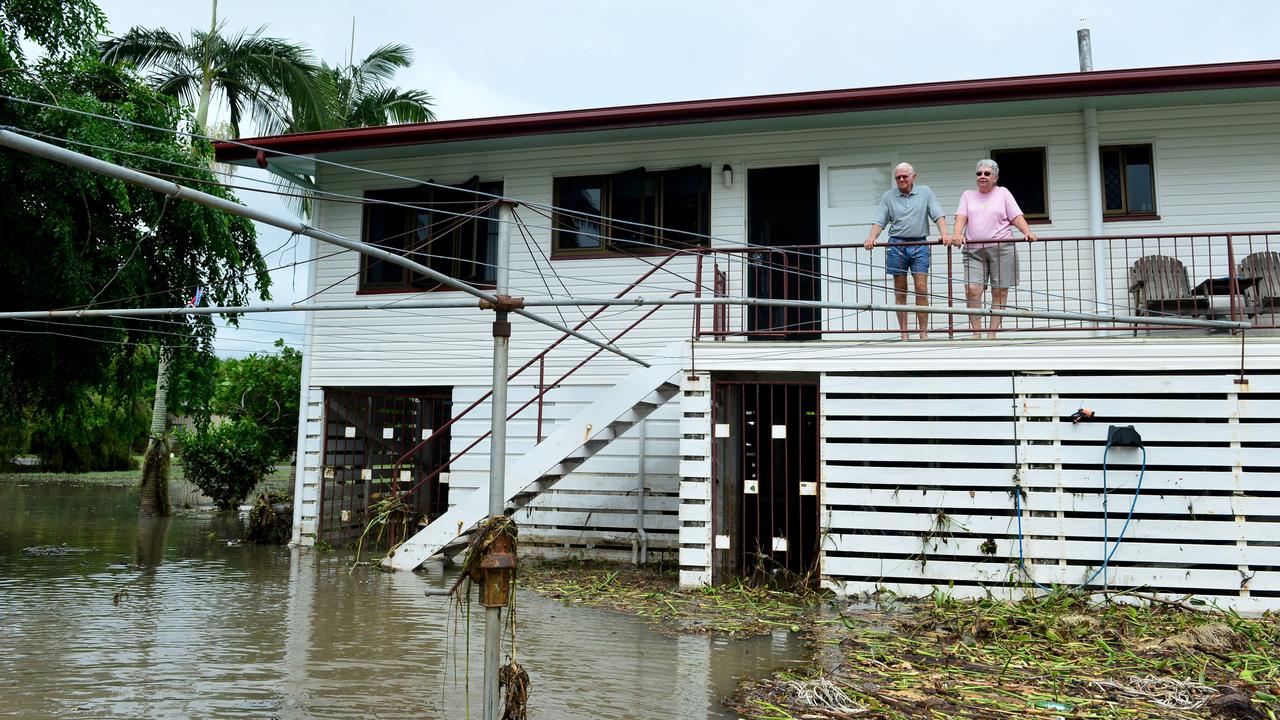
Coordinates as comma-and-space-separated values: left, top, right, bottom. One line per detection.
950, 159, 1038, 338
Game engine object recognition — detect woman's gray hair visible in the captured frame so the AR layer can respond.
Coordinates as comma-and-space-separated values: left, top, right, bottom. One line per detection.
976, 158, 999, 175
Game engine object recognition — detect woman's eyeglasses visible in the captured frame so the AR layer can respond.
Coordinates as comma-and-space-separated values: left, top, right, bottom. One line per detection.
976, 171, 994, 177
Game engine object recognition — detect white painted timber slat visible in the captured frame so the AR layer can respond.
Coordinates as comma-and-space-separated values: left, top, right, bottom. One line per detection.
827, 510, 1271, 543
826, 534, 1278, 566
823, 465, 1280, 492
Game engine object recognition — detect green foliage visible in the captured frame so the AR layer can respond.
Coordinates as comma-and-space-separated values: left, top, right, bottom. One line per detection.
0, 46, 269, 445
0, 0, 105, 67
27, 391, 148, 472
283, 43, 434, 134
99, 19, 327, 135
175, 418, 276, 511
211, 340, 302, 461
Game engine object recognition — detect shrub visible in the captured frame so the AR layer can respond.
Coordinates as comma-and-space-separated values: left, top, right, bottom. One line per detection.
176, 419, 276, 511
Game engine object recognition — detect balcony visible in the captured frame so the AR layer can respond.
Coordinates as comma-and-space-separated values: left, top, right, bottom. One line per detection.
690, 231, 1280, 340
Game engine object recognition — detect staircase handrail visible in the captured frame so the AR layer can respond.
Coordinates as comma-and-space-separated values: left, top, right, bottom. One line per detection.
389, 252, 693, 499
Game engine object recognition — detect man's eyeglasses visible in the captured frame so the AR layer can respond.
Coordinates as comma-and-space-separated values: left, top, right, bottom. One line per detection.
894, 175, 912, 180
976, 170, 994, 177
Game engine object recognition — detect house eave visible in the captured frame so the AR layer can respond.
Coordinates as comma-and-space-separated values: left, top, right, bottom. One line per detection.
215, 58, 1280, 170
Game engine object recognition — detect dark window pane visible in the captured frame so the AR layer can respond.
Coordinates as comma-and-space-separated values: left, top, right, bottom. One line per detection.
363, 188, 428, 287
1101, 149, 1124, 212
554, 177, 604, 250
469, 180, 502, 285
1124, 145, 1155, 213
611, 171, 657, 250
990, 148, 1047, 217
660, 166, 710, 246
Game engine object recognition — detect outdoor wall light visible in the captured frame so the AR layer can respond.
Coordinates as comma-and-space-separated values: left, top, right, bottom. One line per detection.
722, 164, 733, 188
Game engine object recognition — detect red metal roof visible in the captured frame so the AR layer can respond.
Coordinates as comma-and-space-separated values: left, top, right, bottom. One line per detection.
214, 59, 1280, 162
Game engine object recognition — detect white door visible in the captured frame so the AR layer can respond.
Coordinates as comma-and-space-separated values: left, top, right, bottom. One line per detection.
819, 156, 895, 339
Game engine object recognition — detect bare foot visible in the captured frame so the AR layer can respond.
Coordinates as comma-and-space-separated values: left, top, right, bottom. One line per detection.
900, 332, 910, 341
987, 332, 998, 340
918, 332, 929, 341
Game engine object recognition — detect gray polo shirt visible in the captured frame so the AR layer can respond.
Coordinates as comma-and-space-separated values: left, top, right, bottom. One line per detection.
874, 184, 944, 238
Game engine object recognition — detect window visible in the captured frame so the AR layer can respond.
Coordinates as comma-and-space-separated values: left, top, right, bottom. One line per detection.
1101, 144, 1156, 218
360, 179, 503, 292
989, 147, 1049, 221
552, 165, 710, 256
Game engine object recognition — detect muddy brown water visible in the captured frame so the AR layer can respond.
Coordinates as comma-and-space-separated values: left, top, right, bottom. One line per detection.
0, 480, 803, 719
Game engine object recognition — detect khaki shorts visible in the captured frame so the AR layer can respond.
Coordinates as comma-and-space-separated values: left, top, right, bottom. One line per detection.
963, 245, 1019, 289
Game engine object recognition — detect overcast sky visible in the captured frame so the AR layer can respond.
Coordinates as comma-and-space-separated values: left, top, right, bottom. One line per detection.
88, 0, 1279, 356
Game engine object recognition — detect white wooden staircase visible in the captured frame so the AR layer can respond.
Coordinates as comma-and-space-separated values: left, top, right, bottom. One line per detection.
384, 342, 686, 571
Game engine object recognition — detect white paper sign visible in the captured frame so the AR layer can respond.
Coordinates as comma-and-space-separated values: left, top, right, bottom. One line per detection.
382, 428, 395, 439
422, 428, 433, 440
439, 472, 450, 485
715, 534, 731, 550
360, 468, 372, 481
800, 482, 817, 496
772, 424, 786, 439
344, 426, 356, 439
323, 466, 335, 479
772, 536, 788, 552
744, 480, 758, 495
400, 470, 411, 483
715, 423, 731, 438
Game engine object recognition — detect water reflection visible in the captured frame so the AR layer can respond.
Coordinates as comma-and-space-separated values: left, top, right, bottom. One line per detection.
0, 480, 803, 718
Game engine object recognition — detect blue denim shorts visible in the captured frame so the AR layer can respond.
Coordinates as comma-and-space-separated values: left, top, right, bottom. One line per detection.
885, 237, 931, 276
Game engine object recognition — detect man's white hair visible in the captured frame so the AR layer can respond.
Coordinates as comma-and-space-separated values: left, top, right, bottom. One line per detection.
895, 162, 916, 175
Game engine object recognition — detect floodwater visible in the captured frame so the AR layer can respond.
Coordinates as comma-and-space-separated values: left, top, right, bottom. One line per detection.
0, 480, 803, 719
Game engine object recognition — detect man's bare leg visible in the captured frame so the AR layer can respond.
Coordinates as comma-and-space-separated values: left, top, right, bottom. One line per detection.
912, 272, 930, 339
965, 283, 985, 336
988, 287, 1009, 339
893, 275, 910, 340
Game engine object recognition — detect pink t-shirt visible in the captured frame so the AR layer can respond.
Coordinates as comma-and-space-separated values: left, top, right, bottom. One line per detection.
956, 186, 1023, 249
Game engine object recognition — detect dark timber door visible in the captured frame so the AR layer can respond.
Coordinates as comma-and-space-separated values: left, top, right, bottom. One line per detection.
712, 381, 820, 586
747, 166, 821, 339
319, 387, 452, 546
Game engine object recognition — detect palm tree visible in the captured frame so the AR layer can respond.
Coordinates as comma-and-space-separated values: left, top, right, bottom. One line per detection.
282, 43, 435, 134
101, 0, 325, 516
100, 0, 325, 136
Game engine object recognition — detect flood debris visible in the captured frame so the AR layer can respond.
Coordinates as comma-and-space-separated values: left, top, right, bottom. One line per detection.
520, 561, 823, 636
21, 544, 90, 556
499, 659, 529, 720
727, 590, 1280, 719
246, 490, 292, 545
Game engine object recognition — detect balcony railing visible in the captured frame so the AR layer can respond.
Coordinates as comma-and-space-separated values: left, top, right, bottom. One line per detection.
691, 231, 1280, 340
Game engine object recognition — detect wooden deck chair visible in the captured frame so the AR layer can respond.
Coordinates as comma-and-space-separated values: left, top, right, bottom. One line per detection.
1238, 250, 1280, 312
1127, 255, 1207, 316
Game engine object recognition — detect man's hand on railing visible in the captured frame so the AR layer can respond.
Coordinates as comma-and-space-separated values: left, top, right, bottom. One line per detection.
947, 234, 965, 247
863, 236, 877, 250
1025, 231, 1039, 243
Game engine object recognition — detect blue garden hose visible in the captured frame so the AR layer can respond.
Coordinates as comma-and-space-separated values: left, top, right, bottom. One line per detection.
1014, 439, 1147, 592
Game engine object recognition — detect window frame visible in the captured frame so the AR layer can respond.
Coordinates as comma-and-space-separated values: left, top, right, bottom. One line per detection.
1100, 143, 1159, 221
988, 146, 1050, 224
551, 165, 711, 258
357, 179, 504, 294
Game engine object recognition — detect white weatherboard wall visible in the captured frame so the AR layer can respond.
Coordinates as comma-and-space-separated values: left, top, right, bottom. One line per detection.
819, 369, 1280, 612
305, 100, 1280, 390
295, 100, 1280, 556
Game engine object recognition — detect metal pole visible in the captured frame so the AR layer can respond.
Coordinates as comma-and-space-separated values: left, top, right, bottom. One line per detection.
1079, 21, 1109, 329
0, 128, 648, 367
0, 294, 1249, 330
482, 203, 514, 720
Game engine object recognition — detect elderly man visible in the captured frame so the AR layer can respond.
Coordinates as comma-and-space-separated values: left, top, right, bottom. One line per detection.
950, 158, 1038, 339
864, 162, 950, 340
